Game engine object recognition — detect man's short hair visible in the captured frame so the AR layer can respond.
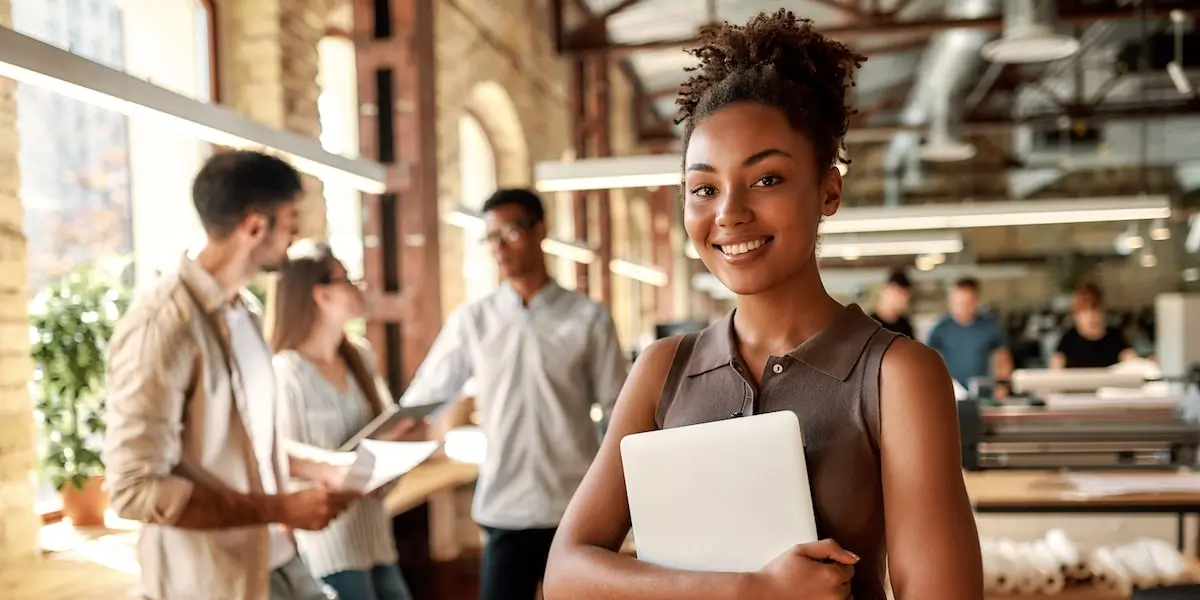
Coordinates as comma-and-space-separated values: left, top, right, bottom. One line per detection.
953, 277, 981, 293
481, 189, 545, 225
886, 269, 911, 290
192, 150, 303, 238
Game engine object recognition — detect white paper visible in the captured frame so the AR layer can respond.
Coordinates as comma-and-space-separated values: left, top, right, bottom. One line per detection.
1064, 473, 1200, 498
286, 439, 440, 493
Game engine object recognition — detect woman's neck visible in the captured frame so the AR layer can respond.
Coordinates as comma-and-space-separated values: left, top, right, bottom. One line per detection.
295, 320, 345, 363
733, 262, 843, 355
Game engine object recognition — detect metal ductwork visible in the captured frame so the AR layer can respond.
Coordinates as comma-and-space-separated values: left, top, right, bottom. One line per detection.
1007, 19, 1200, 198
980, 0, 1080, 64
882, 0, 1000, 206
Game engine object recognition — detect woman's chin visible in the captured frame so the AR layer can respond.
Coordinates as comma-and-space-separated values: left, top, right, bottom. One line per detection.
714, 274, 772, 297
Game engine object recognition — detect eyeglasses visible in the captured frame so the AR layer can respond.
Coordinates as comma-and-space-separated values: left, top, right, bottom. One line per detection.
319, 274, 362, 288
481, 223, 528, 247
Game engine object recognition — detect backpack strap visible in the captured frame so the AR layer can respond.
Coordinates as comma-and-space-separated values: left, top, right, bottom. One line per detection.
654, 331, 700, 429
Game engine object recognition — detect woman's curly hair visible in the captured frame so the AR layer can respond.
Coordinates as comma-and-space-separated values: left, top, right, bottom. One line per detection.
675, 9, 865, 174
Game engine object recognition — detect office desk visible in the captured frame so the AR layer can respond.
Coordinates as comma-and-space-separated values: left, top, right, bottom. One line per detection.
964, 470, 1200, 551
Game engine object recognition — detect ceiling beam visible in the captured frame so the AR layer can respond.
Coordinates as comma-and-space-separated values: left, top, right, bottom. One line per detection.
561, 8, 1200, 58
808, 0, 866, 21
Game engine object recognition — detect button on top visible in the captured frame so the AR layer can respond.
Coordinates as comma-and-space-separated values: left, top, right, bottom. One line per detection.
772, 363, 784, 374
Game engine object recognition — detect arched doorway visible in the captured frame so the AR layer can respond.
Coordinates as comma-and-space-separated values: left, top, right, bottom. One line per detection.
452, 82, 531, 303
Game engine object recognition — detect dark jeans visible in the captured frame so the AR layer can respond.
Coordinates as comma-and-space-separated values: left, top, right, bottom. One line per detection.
479, 526, 558, 600
323, 563, 413, 600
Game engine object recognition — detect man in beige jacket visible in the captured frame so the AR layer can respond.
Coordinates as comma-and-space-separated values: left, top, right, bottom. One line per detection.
103, 150, 357, 600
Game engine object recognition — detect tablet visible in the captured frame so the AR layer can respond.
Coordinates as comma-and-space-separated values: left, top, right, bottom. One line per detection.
621, 411, 817, 573
338, 401, 448, 451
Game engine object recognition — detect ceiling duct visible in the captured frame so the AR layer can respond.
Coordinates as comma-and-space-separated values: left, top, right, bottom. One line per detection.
981, 0, 1080, 64
919, 93, 976, 162
882, 0, 1000, 205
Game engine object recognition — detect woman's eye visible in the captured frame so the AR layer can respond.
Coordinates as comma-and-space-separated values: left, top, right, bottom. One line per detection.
754, 175, 782, 187
690, 185, 716, 198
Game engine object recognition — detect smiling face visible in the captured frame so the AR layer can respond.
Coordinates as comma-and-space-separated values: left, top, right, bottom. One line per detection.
682, 102, 843, 296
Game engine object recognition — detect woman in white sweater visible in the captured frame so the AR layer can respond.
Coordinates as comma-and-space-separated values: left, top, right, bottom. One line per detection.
269, 240, 413, 600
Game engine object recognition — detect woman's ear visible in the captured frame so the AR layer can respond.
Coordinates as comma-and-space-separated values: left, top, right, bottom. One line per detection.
821, 167, 843, 218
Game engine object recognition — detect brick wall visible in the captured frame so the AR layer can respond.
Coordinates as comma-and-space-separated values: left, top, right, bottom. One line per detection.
0, 0, 41, 566
216, 0, 328, 240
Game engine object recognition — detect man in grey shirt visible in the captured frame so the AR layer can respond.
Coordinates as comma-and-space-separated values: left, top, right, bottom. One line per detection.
399, 189, 628, 600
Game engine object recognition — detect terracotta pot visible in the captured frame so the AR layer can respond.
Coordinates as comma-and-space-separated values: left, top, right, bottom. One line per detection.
60, 475, 108, 527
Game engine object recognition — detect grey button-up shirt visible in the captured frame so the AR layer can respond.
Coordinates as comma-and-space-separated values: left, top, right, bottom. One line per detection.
400, 280, 627, 529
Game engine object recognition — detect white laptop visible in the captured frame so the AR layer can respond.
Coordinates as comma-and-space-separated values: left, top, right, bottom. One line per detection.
620, 411, 818, 573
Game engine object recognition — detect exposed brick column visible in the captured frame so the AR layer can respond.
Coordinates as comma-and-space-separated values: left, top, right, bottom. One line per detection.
0, 0, 41, 566
216, 0, 328, 240
355, 0, 441, 389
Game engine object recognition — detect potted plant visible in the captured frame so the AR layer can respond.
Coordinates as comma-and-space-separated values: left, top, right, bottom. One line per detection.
29, 267, 129, 527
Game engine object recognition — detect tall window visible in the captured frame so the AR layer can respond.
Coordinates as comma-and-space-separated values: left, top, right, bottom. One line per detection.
317, 36, 364, 280
12, 0, 133, 297
12, 0, 217, 514
458, 113, 499, 301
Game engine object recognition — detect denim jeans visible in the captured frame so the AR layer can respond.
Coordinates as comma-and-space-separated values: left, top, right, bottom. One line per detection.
322, 564, 413, 600
270, 556, 334, 600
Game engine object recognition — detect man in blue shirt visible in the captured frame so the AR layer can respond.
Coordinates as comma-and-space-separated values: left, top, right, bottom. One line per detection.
926, 277, 1013, 392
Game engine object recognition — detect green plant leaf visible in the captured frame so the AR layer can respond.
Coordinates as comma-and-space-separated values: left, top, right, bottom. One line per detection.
30, 266, 130, 484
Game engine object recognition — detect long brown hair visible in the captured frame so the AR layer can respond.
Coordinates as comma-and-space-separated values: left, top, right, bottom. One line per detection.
269, 240, 384, 416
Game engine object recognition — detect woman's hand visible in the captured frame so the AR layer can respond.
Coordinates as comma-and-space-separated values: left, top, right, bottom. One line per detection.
750, 539, 857, 600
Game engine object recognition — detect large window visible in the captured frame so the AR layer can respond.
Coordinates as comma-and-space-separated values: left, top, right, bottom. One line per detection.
12, 0, 217, 515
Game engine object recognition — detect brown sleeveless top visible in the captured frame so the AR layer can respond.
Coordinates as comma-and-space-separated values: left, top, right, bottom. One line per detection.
655, 303, 899, 600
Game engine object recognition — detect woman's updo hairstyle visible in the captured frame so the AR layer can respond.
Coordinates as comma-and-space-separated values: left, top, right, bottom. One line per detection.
675, 9, 865, 175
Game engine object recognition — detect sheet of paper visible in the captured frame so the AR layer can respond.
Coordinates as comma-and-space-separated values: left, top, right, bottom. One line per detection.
1063, 473, 1200, 498
285, 439, 440, 493
342, 439, 440, 493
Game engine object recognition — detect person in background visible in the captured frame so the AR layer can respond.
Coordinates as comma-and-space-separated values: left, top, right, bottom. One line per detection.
398, 188, 629, 600
544, 10, 982, 600
927, 277, 1013, 392
270, 241, 416, 600
870, 268, 914, 338
1050, 282, 1137, 369
103, 150, 359, 600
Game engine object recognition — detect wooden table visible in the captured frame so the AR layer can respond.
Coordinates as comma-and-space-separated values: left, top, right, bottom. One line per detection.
964, 470, 1200, 550
384, 457, 480, 517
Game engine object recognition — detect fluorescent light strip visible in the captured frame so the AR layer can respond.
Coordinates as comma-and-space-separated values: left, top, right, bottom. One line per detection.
0, 27, 387, 194
442, 208, 596, 265
535, 154, 847, 193
609, 259, 668, 287
685, 233, 964, 260
821, 196, 1170, 234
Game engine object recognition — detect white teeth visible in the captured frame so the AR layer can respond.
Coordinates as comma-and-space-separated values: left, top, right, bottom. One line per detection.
720, 239, 766, 256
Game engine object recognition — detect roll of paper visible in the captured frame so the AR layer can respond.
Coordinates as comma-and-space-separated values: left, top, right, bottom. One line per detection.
980, 538, 1017, 595
1113, 542, 1161, 589
1089, 547, 1134, 596
1138, 538, 1192, 585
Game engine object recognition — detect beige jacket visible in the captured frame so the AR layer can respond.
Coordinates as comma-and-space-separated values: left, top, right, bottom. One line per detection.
103, 256, 284, 600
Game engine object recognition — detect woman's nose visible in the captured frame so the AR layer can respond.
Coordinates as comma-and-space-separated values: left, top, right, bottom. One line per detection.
714, 189, 752, 228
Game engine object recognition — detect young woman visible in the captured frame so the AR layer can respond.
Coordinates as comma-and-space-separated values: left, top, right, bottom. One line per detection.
1050, 282, 1136, 369
543, 10, 983, 600
270, 241, 414, 600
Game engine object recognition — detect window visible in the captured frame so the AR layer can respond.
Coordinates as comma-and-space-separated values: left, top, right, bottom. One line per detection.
317, 36, 364, 280
11, 0, 217, 517
458, 113, 500, 301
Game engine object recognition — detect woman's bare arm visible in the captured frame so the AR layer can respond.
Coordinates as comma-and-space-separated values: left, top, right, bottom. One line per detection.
542, 337, 758, 600
881, 338, 984, 600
